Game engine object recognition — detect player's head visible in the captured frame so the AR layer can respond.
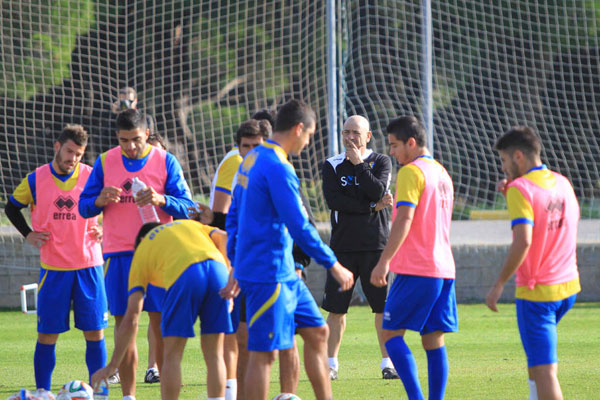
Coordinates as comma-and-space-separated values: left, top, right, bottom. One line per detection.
494, 126, 542, 180
236, 119, 271, 157
251, 109, 275, 127
53, 124, 88, 175
146, 115, 167, 150
116, 109, 149, 159
135, 222, 162, 249
342, 115, 371, 154
274, 99, 317, 155
386, 116, 427, 165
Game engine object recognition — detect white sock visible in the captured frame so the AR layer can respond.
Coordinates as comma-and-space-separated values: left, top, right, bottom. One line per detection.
528, 379, 538, 400
380, 357, 394, 370
225, 379, 237, 400
123, 396, 136, 400
328, 357, 339, 370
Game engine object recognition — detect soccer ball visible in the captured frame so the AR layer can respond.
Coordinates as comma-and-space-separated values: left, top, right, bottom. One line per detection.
56, 381, 94, 400
271, 394, 302, 400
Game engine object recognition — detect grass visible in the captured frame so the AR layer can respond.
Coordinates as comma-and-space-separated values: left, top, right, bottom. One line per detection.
0, 304, 598, 399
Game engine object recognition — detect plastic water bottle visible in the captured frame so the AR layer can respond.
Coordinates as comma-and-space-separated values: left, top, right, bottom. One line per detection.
131, 177, 160, 224
93, 379, 109, 399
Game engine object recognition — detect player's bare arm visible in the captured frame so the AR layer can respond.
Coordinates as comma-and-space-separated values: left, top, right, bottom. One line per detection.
329, 261, 354, 291
94, 186, 122, 207
485, 223, 532, 312
371, 205, 415, 287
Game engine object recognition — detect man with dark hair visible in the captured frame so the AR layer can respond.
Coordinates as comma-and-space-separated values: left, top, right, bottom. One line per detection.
321, 115, 395, 380
92, 220, 233, 400
371, 115, 457, 400
221, 99, 354, 400
5, 124, 107, 392
111, 87, 138, 114
486, 126, 580, 400
79, 109, 194, 400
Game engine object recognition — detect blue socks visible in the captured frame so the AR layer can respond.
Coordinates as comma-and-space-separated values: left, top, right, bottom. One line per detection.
86, 339, 107, 384
426, 346, 449, 400
385, 336, 425, 400
34, 342, 56, 390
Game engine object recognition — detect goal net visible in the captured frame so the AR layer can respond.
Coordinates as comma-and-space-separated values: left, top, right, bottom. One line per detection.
1, 1, 599, 279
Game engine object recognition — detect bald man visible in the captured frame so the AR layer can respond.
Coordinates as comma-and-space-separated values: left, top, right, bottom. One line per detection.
321, 115, 398, 380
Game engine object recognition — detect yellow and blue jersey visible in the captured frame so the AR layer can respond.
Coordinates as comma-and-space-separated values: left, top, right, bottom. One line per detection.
230, 139, 337, 283
210, 147, 242, 207
10, 163, 81, 208
506, 166, 555, 228
395, 163, 426, 208
128, 220, 225, 295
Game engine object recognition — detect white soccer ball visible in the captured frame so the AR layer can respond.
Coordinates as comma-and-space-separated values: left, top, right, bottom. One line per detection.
56, 381, 94, 400
272, 394, 302, 400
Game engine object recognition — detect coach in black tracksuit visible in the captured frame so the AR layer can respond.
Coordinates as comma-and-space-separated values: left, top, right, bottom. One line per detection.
321, 115, 399, 380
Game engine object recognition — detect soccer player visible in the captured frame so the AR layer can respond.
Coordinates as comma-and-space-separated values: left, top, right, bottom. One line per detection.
4, 125, 107, 391
321, 115, 396, 380
91, 220, 233, 400
79, 109, 194, 400
486, 126, 580, 400
371, 116, 457, 400
221, 99, 354, 400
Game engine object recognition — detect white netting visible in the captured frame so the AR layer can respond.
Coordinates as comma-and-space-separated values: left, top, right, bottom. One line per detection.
340, 0, 600, 219
1, 1, 599, 277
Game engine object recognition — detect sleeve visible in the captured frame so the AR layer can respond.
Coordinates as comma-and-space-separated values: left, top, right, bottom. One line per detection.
270, 163, 337, 269
161, 153, 195, 219
128, 250, 148, 296
214, 156, 240, 195
10, 173, 34, 207
225, 185, 241, 264
5, 201, 33, 238
78, 155, 105, 218
354, 154, 392, 201
321, 160, 370, 213
506, 186, 534, 227
395, 164, 425, 208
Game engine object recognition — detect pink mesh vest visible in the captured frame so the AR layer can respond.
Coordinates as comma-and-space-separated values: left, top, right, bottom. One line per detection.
102, 146, 173, 253
390, 157, 455, 278
508, 171, 579, 289
31, 163, 103, 269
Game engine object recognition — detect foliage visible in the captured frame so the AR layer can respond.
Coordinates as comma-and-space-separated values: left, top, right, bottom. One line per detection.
0, 0, 94, 100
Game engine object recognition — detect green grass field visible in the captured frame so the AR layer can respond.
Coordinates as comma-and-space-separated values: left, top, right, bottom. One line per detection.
0, 303, 598, 399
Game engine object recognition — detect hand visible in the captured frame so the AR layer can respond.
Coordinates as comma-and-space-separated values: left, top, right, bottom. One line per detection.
95, 186, 122, 207
219, 271, 240, 299
295, 268, 303, 279
376, 193, 394, 211
88, 225, 103, 241
370, 260, 389, 287
26, 231, 50, 249
188, 202, 214, 224
91, 366, 114, 392
485, 282, 504, 312
330, 262, 354, 291
496, 179, 509, 196
344, 137, 362, 165
135, 186, 166, 208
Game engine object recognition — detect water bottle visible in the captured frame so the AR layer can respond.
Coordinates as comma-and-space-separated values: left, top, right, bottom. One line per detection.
93, 379, 109, 399
131, 177, 160, 224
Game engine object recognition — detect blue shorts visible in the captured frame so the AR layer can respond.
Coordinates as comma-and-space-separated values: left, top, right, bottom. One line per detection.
37, 266, 108, 334
161, 260, 233, 337
516, 294, 577, 367
240, 277, 325, 352
382, 274, 458, 335
143, 284, 166, 313
104, 253, 133, 316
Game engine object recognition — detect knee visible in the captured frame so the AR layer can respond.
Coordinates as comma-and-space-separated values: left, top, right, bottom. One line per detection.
327, 312, 346, 328
304, 324, 329, 346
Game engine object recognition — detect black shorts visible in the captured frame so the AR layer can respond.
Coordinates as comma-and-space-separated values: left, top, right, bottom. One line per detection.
321, 251, 387, 314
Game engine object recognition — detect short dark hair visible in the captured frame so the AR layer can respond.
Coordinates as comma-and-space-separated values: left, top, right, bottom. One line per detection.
135, 222, 162, 249
116, 109, 147, 131
386, 116, 427, 147
57, 124, 88, 147
146, 115, 167, 150
236, 119, 271, 146
494, 126, 542, 157
251, 109, 275, 127
274, 99, 316, 132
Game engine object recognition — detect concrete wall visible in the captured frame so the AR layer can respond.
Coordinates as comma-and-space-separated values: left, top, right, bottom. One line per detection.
1, 226, 598, 308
